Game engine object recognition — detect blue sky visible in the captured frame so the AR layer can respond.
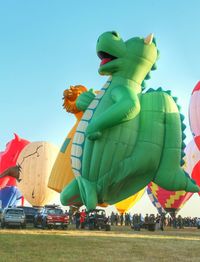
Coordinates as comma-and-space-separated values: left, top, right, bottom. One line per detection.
1, 0, 200, 150
1, 0, 200, 215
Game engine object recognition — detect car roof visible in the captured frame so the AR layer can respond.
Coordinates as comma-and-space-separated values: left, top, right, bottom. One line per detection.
5, 207, 24, 211
17, 206, 39, 210
44, 205, 61, 208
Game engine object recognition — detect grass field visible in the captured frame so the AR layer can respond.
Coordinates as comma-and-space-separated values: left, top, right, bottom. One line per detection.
0, 226, 200, 262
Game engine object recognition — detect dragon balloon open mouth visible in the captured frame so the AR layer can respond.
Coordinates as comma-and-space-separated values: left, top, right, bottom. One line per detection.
98, 51, 117, 66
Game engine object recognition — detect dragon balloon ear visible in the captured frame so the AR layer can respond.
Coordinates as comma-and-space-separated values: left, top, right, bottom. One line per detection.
144, 33, 154, 45
14, 133, 20, 141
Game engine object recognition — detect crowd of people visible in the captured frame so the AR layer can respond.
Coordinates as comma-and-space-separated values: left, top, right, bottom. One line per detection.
65, 208, 200, 231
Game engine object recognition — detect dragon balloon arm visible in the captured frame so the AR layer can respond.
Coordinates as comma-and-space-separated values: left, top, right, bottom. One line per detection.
76, 89, 96, 111
86, 87, 140, 139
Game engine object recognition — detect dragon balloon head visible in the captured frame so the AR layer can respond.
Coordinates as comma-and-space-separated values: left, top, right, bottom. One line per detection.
96, 31, 159, 85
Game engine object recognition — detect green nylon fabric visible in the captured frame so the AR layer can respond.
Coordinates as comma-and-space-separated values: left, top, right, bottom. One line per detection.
60, 31, 200, 210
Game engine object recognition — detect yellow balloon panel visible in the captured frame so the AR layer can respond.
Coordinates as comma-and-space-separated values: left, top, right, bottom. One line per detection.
115, 188, 145, 214
48, 121, 80, 193
17, 141, 59, 206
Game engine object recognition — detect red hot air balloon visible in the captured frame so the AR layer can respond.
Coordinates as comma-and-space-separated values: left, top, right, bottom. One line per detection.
0, 134, 30, 188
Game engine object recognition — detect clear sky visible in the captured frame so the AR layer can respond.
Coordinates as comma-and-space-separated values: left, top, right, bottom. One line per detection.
1, 0, 200, 216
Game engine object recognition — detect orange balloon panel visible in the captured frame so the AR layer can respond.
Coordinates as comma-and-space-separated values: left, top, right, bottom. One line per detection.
17, 141, 59, 206
115, 188, 145, 214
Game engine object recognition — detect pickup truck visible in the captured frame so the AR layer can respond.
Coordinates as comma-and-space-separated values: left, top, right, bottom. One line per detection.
34, 205, 69, 229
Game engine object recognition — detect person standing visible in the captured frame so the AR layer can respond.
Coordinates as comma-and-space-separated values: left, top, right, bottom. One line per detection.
120, 213, 124, 226
80, 209, 86, 229
75, 210, 81, 229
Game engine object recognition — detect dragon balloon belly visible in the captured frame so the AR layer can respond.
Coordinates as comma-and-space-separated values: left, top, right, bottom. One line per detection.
71, 79, 139, 182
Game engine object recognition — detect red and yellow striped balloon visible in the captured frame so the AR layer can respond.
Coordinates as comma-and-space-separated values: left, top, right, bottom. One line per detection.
148, 182, 192, 215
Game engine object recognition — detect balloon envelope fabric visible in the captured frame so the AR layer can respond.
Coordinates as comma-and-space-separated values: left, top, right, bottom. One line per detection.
61, 31, 199, 211
189, 81, 200, 149
147, 182, 193, 217
0, 186, 23, 208
17, 141, 59, 206
184, 140, 200, 196
0, 134, 30, 188
147, 187, 165, 215
115, 188, 145, 215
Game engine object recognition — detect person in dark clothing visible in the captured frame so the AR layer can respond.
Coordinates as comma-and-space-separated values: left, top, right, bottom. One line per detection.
75, 210, 81, 229
120, 214, 124, 226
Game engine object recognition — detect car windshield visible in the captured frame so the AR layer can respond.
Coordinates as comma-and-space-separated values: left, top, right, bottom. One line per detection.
97, 210, 105, 215
6, 209, 24, 215
25, 208, 37, 214
47, 209, 63, 215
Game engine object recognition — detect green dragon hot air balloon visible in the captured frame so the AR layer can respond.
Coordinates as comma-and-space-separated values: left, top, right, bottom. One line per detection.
60, 31, 199, 210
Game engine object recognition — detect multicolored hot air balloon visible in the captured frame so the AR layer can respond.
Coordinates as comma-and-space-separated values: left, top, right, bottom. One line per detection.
148, 182, 193, 217
17, 141, 59, 206
146, 187, 165, 215
189, 81, 200, 150
147, 141, 198, 217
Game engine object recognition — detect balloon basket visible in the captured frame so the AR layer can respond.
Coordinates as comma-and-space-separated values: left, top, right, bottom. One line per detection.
148, 223, 156, 231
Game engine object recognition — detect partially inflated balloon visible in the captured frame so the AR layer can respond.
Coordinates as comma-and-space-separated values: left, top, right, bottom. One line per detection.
148, 182, 193, 217
17, 141, 59, 206
0, 186, 23, 208
147, 187, 165, 215
147, 141, 197, 216
0, 134, 30, 188
115, 188, 145, 215
48, 85, 87, 193
189, 81, 200, 149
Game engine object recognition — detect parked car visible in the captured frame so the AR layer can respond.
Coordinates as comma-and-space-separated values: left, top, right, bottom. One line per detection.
17, 206, 40, 223
1, 208, 26, 228
34, 205, 69, 229
87, 209, 111, 231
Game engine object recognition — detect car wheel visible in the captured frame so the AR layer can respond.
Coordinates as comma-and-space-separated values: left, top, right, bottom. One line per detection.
1, 222, 5, 229
89, 224, 94, 230
22, 223, 26, 229
47, 224, 52, 229
105, 224, 111, 231
42, 219, 47, 229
